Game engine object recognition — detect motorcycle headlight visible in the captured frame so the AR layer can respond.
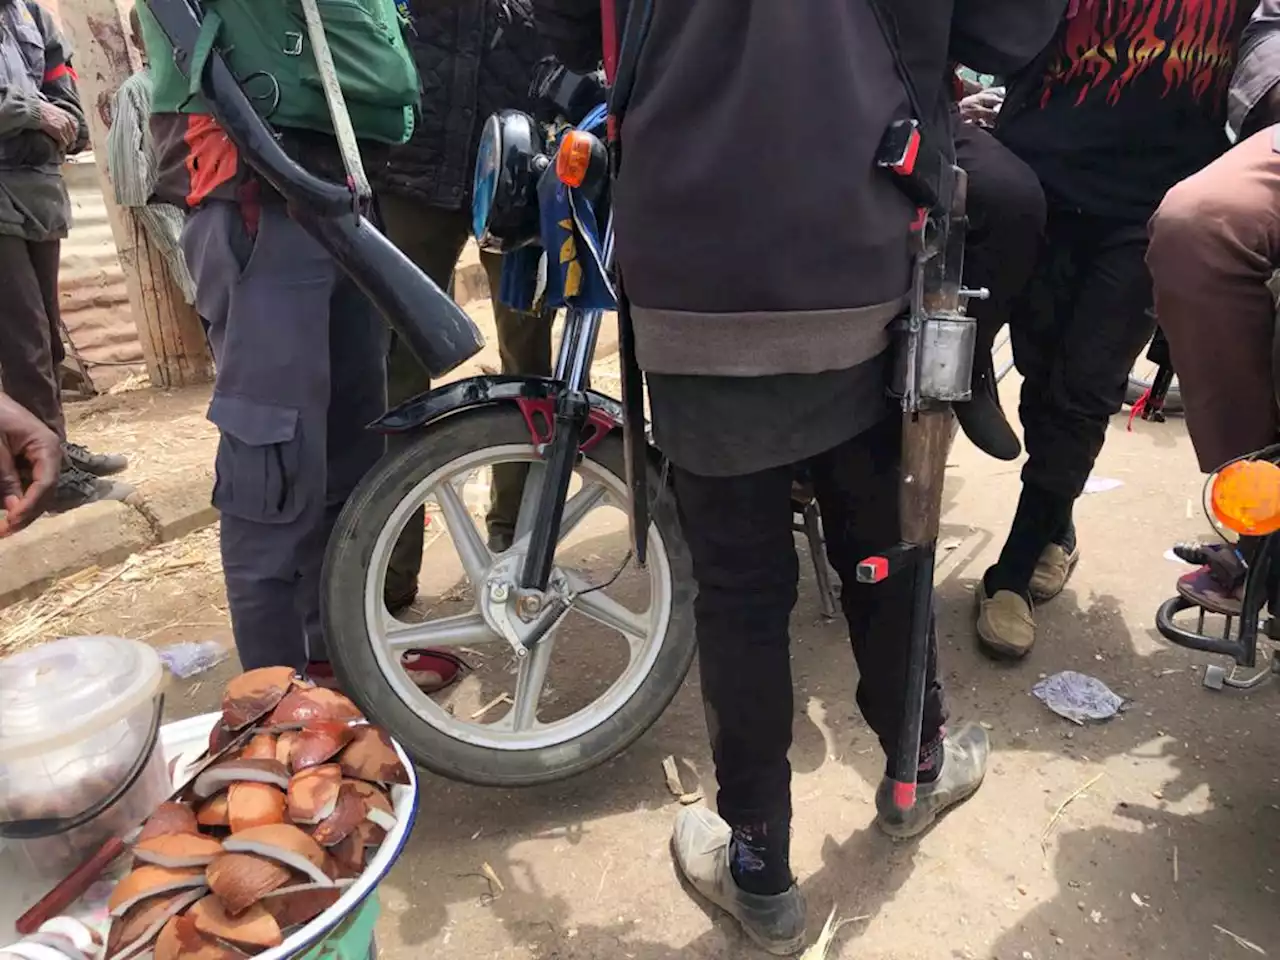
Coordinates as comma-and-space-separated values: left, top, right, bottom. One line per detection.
472, 110, 548, 253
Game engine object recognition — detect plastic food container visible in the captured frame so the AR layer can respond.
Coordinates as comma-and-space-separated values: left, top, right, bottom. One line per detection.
0, 637, 168, 881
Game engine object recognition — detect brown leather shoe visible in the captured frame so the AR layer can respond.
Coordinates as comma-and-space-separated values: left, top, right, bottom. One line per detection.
976, 581, 1036, 659
1029, 541, 1080, 603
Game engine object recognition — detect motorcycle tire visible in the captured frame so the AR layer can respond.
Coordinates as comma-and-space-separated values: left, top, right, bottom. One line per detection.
322, 405, 697, 787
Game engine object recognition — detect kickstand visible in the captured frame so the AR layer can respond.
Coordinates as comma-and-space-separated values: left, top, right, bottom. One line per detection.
1204, 649, 1273, 691
800, 501, 838, 621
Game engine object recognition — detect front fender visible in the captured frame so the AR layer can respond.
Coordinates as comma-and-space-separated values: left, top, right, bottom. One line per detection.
372, 375, 627, 454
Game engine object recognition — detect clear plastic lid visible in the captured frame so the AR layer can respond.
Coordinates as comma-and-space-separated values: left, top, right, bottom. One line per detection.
0, 636, 166, 761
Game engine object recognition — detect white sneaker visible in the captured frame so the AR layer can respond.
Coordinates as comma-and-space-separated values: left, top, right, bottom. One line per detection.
671, 806, 807, 956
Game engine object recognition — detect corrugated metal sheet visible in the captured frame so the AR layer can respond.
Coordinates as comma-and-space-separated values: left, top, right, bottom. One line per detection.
60, 153, 144, 388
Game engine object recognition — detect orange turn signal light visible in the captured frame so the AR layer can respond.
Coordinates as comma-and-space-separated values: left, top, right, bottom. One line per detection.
556, 131, 594, 188
1210, 459, 1280, 536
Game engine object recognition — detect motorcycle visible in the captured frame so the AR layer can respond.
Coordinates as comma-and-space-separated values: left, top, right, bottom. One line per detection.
322, 82, 698, 788
1157, 454, 1280, 690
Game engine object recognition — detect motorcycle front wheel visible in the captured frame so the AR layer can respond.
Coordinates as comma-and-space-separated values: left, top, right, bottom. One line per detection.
322, 405, 696, 787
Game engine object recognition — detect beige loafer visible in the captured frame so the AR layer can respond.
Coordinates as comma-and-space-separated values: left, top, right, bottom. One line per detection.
1029, 542, 1081, 603
976, 582, 1036, 659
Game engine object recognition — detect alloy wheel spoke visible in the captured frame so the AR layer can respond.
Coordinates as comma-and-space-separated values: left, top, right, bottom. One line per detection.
509, 637, 555, 732
510, 462, 548, 548
384, 611, 497, 650
556, 481, 608, 545
435, 479, 491, 585
565, 573, 649, 650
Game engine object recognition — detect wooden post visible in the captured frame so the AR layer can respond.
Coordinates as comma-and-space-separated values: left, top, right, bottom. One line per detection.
56, 0, 213, 388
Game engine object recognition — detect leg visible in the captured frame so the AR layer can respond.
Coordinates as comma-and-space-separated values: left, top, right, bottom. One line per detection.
29, 240, 66, 376
184, 201, 339, 672
808, 417, 946, 758
0, 236, 64, 438
668, 459, 807, 952
953, 121, 1047, 461
1148, 125, 1280, 471
294, 270, 389, 661
377, 197, 471, 608
673, 461, 797, 849
28, 240, 130, 477
1025, 221, 1157, 503
811, 416, 988, 836
482, 247, 556, 550
983, 214, 1156, 657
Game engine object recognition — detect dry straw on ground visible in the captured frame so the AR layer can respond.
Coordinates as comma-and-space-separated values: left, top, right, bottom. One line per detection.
0, 528, 223, 655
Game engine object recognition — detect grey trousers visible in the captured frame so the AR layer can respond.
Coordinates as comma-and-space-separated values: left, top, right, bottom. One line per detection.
183, 201, 388, 671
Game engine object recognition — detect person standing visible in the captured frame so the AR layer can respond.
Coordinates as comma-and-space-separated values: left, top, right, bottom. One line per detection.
375, 0, 554, 614
975, 0, 1262, 659
141, 0, 391, 676
0, 0, 133, 512
533, 0, 1063, 953
140, 0, 466, 691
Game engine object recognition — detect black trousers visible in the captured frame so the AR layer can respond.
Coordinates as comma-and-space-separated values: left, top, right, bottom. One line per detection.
673, 415, 947, 826
0, 237, 65, 438
1012, 209, 1157, 501
955, 121, 1048, 364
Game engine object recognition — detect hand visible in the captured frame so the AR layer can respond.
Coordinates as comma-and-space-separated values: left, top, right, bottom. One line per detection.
0, 393, 61, 537
36, 101, 77, 150
959, 89, 1005, 129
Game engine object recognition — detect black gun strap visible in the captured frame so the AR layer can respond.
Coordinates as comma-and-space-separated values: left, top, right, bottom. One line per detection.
866, 0, 929, 132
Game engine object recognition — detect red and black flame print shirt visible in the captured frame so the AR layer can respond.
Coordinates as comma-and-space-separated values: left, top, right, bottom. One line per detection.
998, 0, 1259, 220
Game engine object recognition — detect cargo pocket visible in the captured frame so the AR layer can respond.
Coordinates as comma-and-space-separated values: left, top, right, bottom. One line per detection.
208, 395, 308, 525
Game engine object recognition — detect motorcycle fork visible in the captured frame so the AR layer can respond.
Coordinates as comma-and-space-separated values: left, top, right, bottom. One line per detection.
516, 303, 604, 593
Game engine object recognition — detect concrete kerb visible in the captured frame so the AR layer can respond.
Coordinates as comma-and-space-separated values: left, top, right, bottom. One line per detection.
0, 471, 219, 609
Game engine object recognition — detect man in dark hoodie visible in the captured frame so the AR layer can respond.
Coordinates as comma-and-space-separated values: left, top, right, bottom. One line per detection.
533, 1, 1063, 953
975, 0, 1262, 660
374, 0, 553, 614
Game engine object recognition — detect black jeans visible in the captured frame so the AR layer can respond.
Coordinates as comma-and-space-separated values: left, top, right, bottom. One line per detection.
672, 415, 947, 827
1012, 209, 1157, 502
955, 120, 1047, 363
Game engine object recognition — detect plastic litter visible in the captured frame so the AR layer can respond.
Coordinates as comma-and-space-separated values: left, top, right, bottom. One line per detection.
156, 640, 230, 679
1083, 476, 1124, 495
1032, 671, 1125, 724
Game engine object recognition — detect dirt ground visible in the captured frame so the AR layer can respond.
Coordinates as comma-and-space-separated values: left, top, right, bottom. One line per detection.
6, 366, 1280, 960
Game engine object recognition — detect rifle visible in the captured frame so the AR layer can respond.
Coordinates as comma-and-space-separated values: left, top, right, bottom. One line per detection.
600, 0, 653, 565
863, 117, 986, 822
